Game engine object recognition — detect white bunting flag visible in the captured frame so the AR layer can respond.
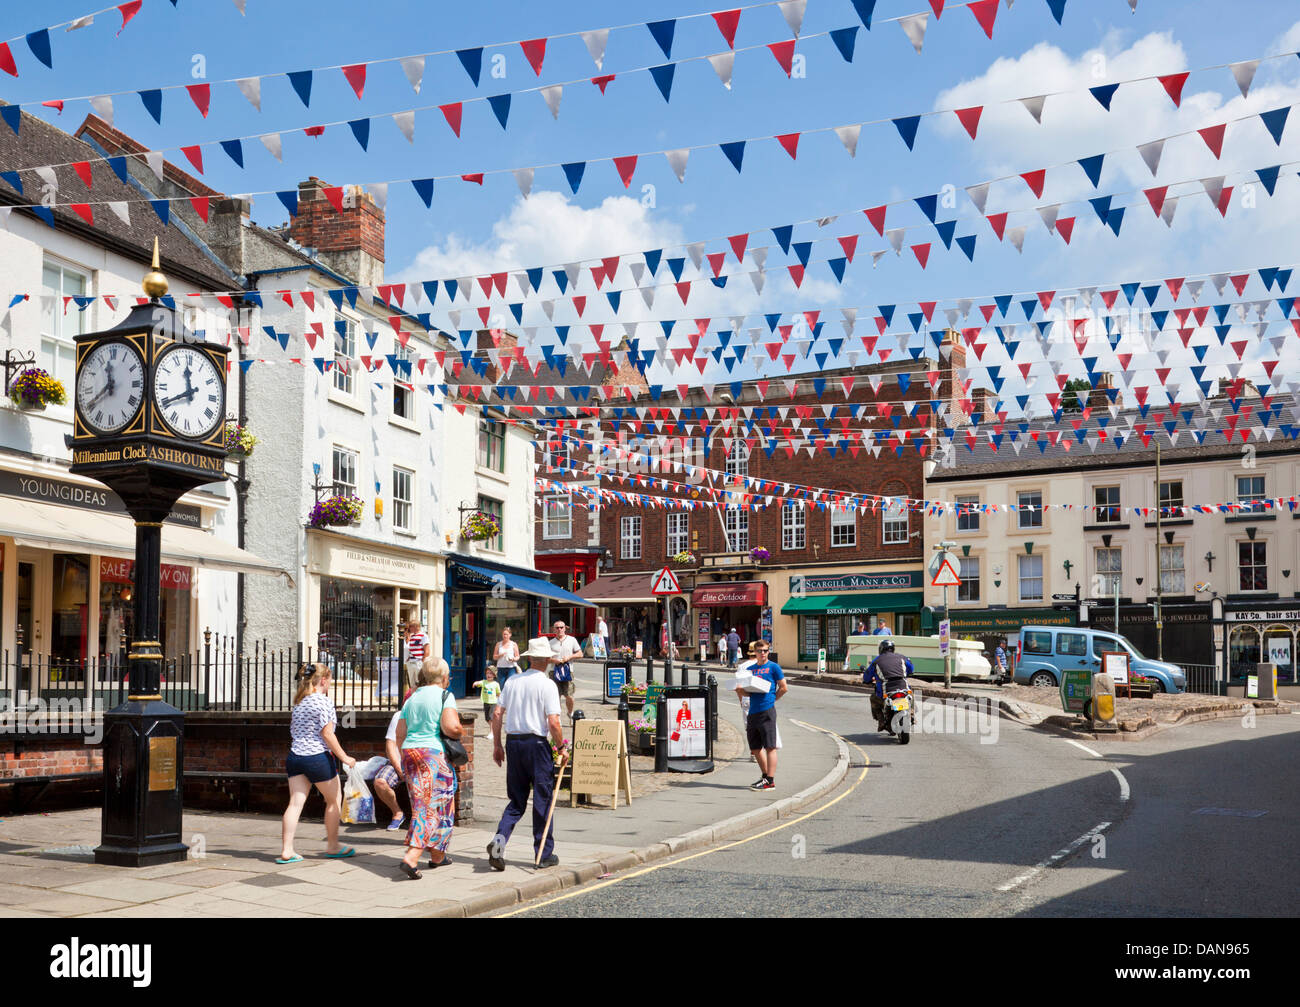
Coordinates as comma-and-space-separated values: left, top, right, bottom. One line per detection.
885, 228, 905, 253
1020, 95, 1046, 123
365, 183, 388, 210
899, 13, 928, 54
708, 52, 734, 89
1160, 195, 1178, 227
90, 95, 114, 126
665, 148, 689, 183
400, 56, 425, 94
67, 15, 94, 30
581, 29, 609, 70
540, 85, 563, 120
686, 242, 705, 271
1201, 176, 1225, 208
237, 77, 262, 112
1037, 204, 1061, 232
1006, 225, 1028, 252
779, 0, 807, 36
1137, 138, 1164, 177
966, 182, 990, 214
34, 166, 58, 192
834, 124, 861, 157
750, 247, 768, 269
1229, 60, 1258, 98
392, 111, 415, 143
749, 271, 765, 293
260, 132, 283, 161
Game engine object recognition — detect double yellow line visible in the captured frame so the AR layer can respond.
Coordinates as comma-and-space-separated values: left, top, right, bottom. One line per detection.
498, 724, 868, 917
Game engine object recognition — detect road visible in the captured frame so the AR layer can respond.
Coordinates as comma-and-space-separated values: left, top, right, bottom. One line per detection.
503, 676, 1299, 917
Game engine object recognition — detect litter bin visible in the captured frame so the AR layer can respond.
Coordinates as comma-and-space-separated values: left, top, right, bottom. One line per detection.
1253, 662, 1277, 700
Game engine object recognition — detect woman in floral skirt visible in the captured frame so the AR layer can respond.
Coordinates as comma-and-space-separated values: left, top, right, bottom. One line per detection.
394, 656, 462, 879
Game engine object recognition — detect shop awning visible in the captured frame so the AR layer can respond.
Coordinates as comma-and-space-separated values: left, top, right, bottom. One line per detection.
1, 497, 293, 582
692, 581, 767, 607
576, 573, 657, 605
781, 591, 923, 616
453, 560, 595, 607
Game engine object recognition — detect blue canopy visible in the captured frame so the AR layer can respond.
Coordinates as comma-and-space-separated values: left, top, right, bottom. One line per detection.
452, 560, 595, 607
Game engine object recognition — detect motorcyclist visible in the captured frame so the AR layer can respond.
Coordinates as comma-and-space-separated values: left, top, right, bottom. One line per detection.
863, 639, 914, 732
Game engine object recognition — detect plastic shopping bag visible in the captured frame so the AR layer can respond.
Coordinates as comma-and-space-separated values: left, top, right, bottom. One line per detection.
341, 763, 375, 825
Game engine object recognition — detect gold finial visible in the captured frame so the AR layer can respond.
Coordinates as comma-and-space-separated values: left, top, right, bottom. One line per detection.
142, 236, 168, 298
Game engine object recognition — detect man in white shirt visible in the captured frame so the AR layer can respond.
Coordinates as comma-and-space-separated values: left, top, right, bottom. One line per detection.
547, 619, 583, 719
596, 616, 610, 658
487, 638, 566, 870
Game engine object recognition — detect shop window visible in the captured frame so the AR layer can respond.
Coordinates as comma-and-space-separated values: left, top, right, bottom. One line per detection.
1228, 626, 1259, 680
1024, 630, 1053, 654
1159, 544, 1185, 594
332, 446, 358, 498
896, 613, 919, 636
666, 512, 689, 555
392, 467, 414, 532
781, 505, 805, 550
318, 577, 395, 668
1238, 541, 1267, 591
827, 617, 845, 657
831, 508, 856, 547
478, 418, 506, 472
544, 495, 572, 539
50, 553, 90, 682
40, 258, 90, 388
477, 495, 504, 551
883, 500, 908, 545
1095, 548, 1122, 594
958, 557, 980, 602
725, 509, 748, 553
98, 558, 192, 672
1017, 490, 1043, 529
1236, 475, 1265, 509
800, 616, 821, 657
333, 316, 356, 395
392, 344, 414, 419
1018, 554, 1044, 602
955, 495, 979, 532
620, 515, 641, 560
1093, 486, 1121, 524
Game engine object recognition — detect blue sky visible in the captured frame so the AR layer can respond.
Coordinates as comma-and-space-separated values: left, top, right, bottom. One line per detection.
6, 0, 1300, 397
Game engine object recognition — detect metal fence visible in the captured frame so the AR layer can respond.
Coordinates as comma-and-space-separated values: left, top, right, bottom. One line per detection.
0, 636, 407, 718
1179, 663, 1219, 695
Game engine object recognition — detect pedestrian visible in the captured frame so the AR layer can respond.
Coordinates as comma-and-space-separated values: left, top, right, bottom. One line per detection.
735, 642, 787, 791
278, 663, 357, 863
597, 614, 610, 658
993, 641, 1008, 681
726, 627, 741, 667
403, 619, 429, 693
855, 620, 867, 636
395, 656, 463, 880
493, 626, 520, 689
547, 619, 583, 720
371, 708, 407, 831
471, 666, 501, 730
486, 637, 566, 871
872, 619, 892, 637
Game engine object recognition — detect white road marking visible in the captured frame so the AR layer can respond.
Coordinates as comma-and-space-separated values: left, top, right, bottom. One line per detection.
996, 821, 1112, 892
1109, 766, 1131, 801
1066, 739, 1102, 758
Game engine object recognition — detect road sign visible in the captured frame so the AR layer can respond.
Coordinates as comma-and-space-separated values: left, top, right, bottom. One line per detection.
651, 567, 681, 595
1051, 593, 1078, 601
927, 550, 956, 579
931, 557, 961, 588
939, 620, 950, 655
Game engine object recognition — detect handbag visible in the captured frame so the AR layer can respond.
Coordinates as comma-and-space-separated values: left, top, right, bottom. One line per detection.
439, 687, 469, 768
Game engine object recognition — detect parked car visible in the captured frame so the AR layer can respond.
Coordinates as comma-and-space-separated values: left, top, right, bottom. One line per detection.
1015, 626, 1187, 693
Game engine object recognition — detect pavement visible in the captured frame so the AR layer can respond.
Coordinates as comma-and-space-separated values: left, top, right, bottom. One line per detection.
0, 661, 844, 918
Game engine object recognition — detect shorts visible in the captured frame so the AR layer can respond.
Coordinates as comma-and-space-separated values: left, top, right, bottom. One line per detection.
286, 750, 338, 784
551, 673, 574, 697
374, 764, 401, 789
745, 707, 778, 751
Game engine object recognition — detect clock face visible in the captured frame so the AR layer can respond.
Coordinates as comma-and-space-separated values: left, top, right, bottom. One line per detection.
77, 341, 145, 434
152, 345, 225, 440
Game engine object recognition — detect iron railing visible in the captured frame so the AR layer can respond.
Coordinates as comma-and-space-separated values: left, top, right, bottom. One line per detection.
1179, 662, 1220, 695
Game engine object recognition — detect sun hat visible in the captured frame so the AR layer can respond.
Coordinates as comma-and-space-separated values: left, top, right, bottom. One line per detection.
523, 637, 555, 660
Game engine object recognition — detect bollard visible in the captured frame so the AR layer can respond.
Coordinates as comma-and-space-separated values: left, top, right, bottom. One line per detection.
697, 665, 706, 688
708, 674, 718, 742
654, 693, 668, 773
646, 657, 655, 684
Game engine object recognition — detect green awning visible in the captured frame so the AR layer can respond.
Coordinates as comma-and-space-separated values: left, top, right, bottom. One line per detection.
781, 591, 923, 616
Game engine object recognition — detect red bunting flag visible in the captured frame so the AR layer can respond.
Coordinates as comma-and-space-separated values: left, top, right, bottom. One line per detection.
42, 99, 63, 113
1038, 291, 1055, 311
186, 83, 210, 117
1100, 289, 1119, 308
462, 173, 484, 185
72, 161, 92, 187
69, 203, 93, 225
591, 74, 615, 93
955, 105, 983, 139
838, 234, 858, 262
520, 38, 547, 76
912, 244, 931, 268
969, 0, 998, 38
189, 196, 209, 222
1165, 277, 1184, 299
729, 233, 748, 261
1144, 185, 1168, 216
180, 145, 203, 174
1158, 71, 1189, 107
707, 252, 726, 277
713, 9, 741, 47
919, 301, 937, 321
788, 265, 805, 287
303, 125, 325, 137
0, 42, 16, 77
1198, 123, 1226, 158
573, 296, 587, 317
117, 1, 143, 34
1217, 186, 1233, 216
929, 0, 945, 17
323, 186, 345, 212
768, 39, 796, 76
1020, 169, 1046, 197
1056, 217, 1075, 243
1230, 273, 1249, 294
341, 64, 367, 100
776, 132, 800, 159
613, 155, 637, 187
676, 282, 691, 303
986, 212, 1008, 239
439, 102, 463, 137
863, 205, 886, 235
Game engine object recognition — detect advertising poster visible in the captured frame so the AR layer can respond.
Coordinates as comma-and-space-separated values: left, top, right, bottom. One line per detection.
666, 697, 707, 758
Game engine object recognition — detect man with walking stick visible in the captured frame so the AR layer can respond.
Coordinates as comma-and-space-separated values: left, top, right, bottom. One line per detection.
487, 637, 566, 870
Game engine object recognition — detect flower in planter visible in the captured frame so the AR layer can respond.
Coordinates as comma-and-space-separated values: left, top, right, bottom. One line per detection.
620, 681, 648, 698
461, 509, 501, 542
612, 645, 636, 659
549, 737, 573, 766
750, 546, 770, 562
628, 718, 655, 735
223, 421, 259, 457
671, 550, 697, 566
308, 494, 364, 527
9, 368, 67, 409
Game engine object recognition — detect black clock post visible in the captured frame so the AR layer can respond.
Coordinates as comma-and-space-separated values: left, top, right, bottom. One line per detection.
69, 243, 230, 867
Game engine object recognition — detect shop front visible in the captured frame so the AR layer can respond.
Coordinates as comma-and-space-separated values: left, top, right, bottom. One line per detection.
934, 606, 1077, 656
534, 550, 600, 638
1225, 604, 1300, 684
575, 572, 661, 658
692, 581, 768, 660
445, 555, 594, 695
777, 571, 923, 667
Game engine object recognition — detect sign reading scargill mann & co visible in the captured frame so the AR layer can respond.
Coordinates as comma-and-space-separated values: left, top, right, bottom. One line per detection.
790, 571, 922, 593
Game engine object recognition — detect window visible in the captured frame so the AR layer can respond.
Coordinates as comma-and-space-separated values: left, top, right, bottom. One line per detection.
666, 513, 689, 555
955, 495, 980, 532
543, 495, 571, 539
1159, 480, 1184, 511
333, 317, 356, 395
332, 446, 358, 497
1095, 548, 1122, 595
392, 467, 413, 532
544, 441, 570, 471
1159, 544, 1185, 594
831, 508, 856, 547
1237, 475, 1265, 509
1018, 554, 1044, 601
478, 418, 506, 472
1017, 490, 1043, 529
883, 499, 908, 545
725, 440, 749, 479
40, 258, 90, 387
477, 495, 503, 551
392, 343, 413, 420
1093, 486, 1121, 524
1057, 633, 1088, 657
1238, 541, 1267, 591
1024, 630, 1053, 655
957, 557, 980, 602
724, 509, 749, 553
620, 515, 641, 560
782, 506, 806, 550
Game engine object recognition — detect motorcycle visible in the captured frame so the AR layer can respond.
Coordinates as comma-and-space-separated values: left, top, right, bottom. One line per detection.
880, 680, 913, 745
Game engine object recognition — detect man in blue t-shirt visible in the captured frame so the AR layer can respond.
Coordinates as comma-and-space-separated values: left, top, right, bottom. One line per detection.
736, 642, 787, 791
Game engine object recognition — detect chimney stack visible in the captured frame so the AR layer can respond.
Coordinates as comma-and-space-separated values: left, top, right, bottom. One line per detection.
287, 177, 385, 286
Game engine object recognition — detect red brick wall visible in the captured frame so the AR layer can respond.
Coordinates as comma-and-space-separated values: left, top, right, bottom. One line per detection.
0, 740, 103, 779
288, 176, 385, 262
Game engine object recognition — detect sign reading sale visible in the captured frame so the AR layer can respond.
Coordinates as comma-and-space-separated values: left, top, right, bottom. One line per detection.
99, 557, 192, 591
666, 697, 707, 759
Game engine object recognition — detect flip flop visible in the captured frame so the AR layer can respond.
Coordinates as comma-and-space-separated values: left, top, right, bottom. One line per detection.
275, 855, 303, 864
324, 846, 356, 859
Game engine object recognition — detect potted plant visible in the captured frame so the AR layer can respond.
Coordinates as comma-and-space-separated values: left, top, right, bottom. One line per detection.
620, 680, 648, 709
627, 718, 655, 755
8, 368, 67, 411
461, 509, 501, 542
308, 494, 364, 528
550, 737, 573, 786
223, 421, 259, 459
750, 546, 770, 562
671, 550, 697, 567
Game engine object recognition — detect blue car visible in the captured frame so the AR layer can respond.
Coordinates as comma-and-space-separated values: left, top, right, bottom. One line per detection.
1015, 626, 1187, 694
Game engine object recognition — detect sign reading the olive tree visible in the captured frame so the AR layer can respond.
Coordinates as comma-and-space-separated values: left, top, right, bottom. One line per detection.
569, 719, 632, 809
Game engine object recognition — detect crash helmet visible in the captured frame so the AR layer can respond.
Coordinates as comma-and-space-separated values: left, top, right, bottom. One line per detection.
878, 639, 895, 654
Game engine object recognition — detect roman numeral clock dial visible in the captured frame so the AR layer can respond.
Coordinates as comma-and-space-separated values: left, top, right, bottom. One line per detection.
76, 342, 145, 435
152, 345, 224, 440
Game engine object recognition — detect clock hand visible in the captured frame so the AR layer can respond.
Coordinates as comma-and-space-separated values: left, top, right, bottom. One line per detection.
159, 386, 198, 408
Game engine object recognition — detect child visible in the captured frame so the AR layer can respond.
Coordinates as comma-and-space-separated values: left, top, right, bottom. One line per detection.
470, 666, 500, 733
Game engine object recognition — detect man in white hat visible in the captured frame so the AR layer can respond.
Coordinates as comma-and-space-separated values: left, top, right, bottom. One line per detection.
486, 637, 566, 870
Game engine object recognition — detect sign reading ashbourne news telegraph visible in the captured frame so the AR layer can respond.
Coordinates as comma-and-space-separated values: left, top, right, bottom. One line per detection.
789, 571, 922, 593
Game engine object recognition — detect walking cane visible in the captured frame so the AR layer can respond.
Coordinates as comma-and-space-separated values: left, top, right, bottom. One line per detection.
535, 751, 569, 867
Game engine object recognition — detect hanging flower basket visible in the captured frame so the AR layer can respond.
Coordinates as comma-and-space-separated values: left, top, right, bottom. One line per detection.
671, 551, 697, 567
750, 547, 770, 562
309, 495, 363, 528
8, 368, 66, 411
461, 510, 501, 542
223, 421, 259, 458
